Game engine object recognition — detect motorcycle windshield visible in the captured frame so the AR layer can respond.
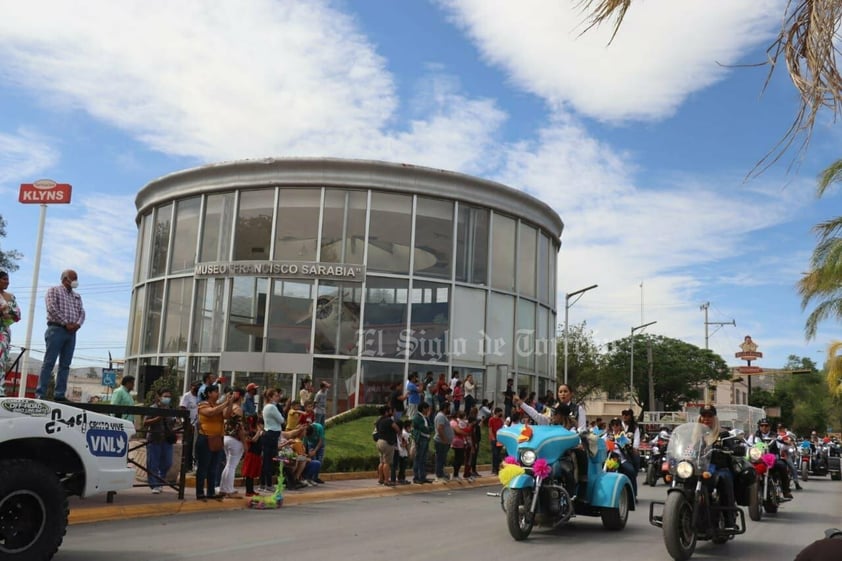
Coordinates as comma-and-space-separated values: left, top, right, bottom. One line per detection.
666, 422, 712, 473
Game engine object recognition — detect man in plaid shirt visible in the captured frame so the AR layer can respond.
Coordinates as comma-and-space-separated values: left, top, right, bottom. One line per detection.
35, 269, 85, 402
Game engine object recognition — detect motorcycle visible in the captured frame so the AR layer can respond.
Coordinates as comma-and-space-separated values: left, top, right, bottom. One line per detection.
799, 440, 812, 481
649, 422, 753, 561
646, 431, 671, 487
827, 439, 842, 481
746, 438, 790, 518
496, 423, 635, 541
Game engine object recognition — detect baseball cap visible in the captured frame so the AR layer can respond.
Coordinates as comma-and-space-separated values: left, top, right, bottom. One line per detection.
246, 383, 259, 391
699, 405, 717, 417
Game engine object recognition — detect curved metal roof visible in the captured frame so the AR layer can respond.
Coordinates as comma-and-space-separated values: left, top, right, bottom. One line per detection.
135, 158, 563, 241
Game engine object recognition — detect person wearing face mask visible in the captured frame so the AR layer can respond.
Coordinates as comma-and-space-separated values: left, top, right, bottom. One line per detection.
144, 388, 176, 494
35, 269, 85, 402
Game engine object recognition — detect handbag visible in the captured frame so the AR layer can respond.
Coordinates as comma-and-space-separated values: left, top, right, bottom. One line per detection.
207, 434, 224, 452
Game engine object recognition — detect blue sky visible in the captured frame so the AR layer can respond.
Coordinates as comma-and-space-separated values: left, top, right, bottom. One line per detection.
0, 0, 838, 372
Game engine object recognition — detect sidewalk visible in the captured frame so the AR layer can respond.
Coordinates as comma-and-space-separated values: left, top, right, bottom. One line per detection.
68, 470, 499, 525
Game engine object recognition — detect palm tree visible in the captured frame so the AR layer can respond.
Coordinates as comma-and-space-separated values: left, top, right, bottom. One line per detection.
826, 341, 842, 398
798, 158, 842, 339
581, 1, 842, 170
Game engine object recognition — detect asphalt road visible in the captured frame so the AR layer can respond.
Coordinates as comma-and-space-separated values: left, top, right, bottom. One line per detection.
57, 475, 842, 561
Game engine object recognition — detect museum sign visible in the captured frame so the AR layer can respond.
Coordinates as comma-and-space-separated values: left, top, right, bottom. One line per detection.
194, 261, 365, 282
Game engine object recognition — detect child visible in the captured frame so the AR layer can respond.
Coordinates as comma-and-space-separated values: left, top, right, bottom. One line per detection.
242, 416, 264, 496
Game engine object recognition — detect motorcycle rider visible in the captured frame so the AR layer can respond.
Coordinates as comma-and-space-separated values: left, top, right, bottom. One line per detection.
621, 408, 642, 473
748, 418, 793, 498
697, 405, 738, 530
778, 424, 802, 490
605, 418, 638, 499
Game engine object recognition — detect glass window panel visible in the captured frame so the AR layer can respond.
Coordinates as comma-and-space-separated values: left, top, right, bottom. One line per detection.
455, 204, 489, 284
191, 278, 226, 352
362, 277, 408, 359
136, 212, 152, 283
538, 233, 549, 304
162, 278, 191, 352
517, 299, 536, 371
450, 287, 486, 364
491, 214, 516, 291
320, 189, 367, 265
312, 358, 358, 414
142, 281, 164, 353
550, 241, 558, 310
409, 281, 449, 362
536, 306, 549, 375
274, 188, 320, 261
188, 356, 220, 383
518, 223, 537, 298
487, 292, 514, 365
361, 360, 405, 405
149, 204, 172, 278
413, 197, 453, 279
227, 276, 268, 352
367, 192, 412, 274
234, 189, 274, 261
266, 280, 314, 353
129, 285, 145, 355
170, 197, 201, 273
200, 192, 235, 262
314, 281, 362, 355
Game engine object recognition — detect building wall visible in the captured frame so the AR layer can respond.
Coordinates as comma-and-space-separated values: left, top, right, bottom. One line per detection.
127, 159, 563, 415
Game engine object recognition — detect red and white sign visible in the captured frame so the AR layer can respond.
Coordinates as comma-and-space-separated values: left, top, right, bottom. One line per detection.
19, 179, 72, 204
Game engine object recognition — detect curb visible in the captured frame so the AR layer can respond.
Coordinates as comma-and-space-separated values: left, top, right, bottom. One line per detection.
68, 476, 500, 525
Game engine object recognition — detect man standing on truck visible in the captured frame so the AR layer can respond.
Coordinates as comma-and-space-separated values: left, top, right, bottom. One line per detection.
35, 269, 85, 402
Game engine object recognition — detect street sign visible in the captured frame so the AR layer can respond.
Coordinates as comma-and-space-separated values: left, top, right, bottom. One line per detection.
19, 179, 72, 204
737, 366, 764, 375
101, 369, 117, 388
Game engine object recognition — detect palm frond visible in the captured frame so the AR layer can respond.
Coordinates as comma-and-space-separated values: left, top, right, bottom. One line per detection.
577, 0, 631, 43
826, 341, 842, 397
818, 158, 842, 197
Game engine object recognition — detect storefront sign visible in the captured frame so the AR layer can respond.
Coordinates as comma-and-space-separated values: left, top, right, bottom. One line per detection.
195, 261, 365, 282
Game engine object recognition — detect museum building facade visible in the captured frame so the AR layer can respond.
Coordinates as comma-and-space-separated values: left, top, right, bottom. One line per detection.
126, 158, 563, 416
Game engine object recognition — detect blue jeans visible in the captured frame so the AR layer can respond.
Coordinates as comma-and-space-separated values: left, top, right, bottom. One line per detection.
434, 440, 450, 478
619, 460, 637, 498
36, 325, 76, 399
195, 434, 222, 498
303, 459, 322, 480
147, 441, 173, 490
315, 413, 326, 426
413, 436, 430, 481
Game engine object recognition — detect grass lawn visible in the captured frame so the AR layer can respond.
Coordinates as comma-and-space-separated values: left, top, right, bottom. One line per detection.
323, 415, 493, 472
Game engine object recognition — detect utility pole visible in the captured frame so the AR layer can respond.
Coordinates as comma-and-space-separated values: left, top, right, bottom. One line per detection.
563, 284, 598, 385
700, 302, 735, 404
647, 341, 655, 413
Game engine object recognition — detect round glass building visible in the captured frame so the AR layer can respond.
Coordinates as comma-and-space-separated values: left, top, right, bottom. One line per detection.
127, 158, 562, 416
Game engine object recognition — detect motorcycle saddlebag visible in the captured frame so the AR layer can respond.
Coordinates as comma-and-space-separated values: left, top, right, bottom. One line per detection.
734, 467, 757, 507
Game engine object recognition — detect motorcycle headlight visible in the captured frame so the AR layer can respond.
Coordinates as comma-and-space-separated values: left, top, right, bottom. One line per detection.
749, 447, 762, 462
676, 461, 694, 479
520, 450, 536, 466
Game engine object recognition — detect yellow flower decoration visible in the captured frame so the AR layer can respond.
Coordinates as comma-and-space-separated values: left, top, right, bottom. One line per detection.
604, 457, 619, 472
499, 464, 525, 487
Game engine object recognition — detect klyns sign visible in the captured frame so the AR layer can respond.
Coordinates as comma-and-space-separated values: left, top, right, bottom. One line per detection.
19, 179, 72, 204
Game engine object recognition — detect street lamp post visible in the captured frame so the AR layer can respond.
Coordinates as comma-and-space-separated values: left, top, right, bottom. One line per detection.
563, 284, 598, 385
630, 320, 657, 407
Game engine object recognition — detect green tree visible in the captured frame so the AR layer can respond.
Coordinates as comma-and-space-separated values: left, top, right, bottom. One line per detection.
799, 159, 842, 339
0, 216, 22, 272
556, 321, 604, 401
581, 1, 842, 168
601, 334, 730, 412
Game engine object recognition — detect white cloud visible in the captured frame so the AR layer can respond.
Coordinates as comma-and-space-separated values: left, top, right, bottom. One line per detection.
438, 0, 782, 121
493, 113, 807, 356
0, 129, 59, 187
44, 194, 137, 282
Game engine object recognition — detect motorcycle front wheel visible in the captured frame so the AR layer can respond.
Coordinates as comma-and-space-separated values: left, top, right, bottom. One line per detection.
646, 464, 658, 487
663, 492, 697, 561
505, 488, 534, 541
748, 481, 761, 521
801, 460, 809, 482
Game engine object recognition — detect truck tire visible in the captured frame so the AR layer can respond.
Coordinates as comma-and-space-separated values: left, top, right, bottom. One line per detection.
0, 458, 68, 561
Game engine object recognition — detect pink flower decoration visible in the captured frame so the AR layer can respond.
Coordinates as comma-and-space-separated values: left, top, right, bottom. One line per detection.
533, 458, 551, 479
761, 453, 777, 468
504, 456, 518, 465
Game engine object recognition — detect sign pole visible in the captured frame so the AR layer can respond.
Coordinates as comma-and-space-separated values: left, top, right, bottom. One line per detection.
18, 203, 47, 397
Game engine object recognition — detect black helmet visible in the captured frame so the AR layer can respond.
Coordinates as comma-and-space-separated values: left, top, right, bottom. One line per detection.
758, 418, 770, 426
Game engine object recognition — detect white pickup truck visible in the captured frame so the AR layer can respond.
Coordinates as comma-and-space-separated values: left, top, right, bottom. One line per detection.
0, 398, 136, 561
